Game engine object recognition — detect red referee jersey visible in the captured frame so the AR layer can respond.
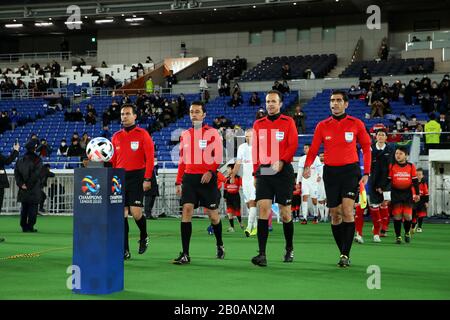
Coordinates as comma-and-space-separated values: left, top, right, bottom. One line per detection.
252, 113, 298, 173
176, 124, 223, 185
111, 126, 155, 179
305, 114, 372, 174
224, 176, 242, 194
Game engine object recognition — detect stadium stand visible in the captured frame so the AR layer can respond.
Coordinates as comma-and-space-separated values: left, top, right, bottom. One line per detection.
192, 57, 247, 82
240, 54, 337, 81
340, 58, 434, 77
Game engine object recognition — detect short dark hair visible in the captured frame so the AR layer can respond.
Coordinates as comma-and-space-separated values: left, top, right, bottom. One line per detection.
331, 90, 349, 102
395, 145, 409, 155
304, 143, 311, 147
190, 101, 206, 113
416, 167, 424, 172
375, 129, 387, 136
266, 90, 283, 102
121, 104, 137, 115
227, 163, 235, 169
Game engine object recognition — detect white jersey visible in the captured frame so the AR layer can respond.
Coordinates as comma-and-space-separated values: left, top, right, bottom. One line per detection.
296, 154, 322, 184
236, 142, 253, 181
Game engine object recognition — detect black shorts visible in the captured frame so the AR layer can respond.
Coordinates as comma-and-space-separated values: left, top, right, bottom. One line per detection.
369, 188, 384, 206
125, 169, 145, 207
181, 173, 219, 210
225, 193, 241, 210
391, 188, 413, 206
323, 163, 360, 208
255, 163, 295, 206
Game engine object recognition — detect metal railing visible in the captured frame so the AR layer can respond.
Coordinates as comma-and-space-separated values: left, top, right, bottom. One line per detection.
0, 50, 98, 64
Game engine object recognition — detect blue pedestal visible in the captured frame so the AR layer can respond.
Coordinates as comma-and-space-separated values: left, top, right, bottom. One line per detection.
72, 167, 125, 295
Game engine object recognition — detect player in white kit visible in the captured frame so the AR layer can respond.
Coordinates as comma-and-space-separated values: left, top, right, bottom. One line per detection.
232, 129, 258, 237
316, 152, 329, 222
296, 144, 322, 224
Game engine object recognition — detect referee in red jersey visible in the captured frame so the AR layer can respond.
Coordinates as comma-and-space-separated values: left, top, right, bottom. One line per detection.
111, 104, 155, 260
173, 101, 224, 265
303, 90, 371, 267
251, 90, 298, 267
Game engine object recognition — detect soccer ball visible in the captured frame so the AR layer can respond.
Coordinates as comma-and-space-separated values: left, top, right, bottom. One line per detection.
86, 137, 114, 162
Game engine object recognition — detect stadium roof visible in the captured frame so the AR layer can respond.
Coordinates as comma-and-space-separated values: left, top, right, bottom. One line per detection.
0, 0, 449, 36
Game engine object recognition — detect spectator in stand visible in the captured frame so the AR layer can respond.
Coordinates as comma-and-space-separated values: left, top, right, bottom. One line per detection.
74, 65, 85, 76
109, 100, 121, 122
379, 39, 389, 61
439, 113, 449, 143
411, 36, 420, 42
281, 63, 291, 80
71, 108, 83, 122
370, 100, 385, 119
67, 139, 84, 157
219, 116, 234, 129
101, 61, 108, 68
177, 93, 188, 118
10, 109, 19, 131
303, 68, 316, 79
87, 66, 100, 77
404, 80, 419, 105
51, 60, 61, 77
272, 81, 284, 93
292, 104, 306, 134
348, 85, 365, 100
229, 92, 243, 109
359, 66, 372, 91
94, 76, 104, 88
104, 74, 117, 89
145, 56, 153, 63
85, 111, 96, 125
281, 80, 291, 94
0, 112, 10, 134
199, 74, 209, 102
57, 139, 68, 156
48, 77, 58, 89
217, 76, 227, 97
249, 92, 261, 106
255, 108, 267, 120
86, 104, 97, 116
36, 139, 52, 158
80, 133, 90, 150
212, 117, 221, 129
121, 93, 131, 106
101, 125, 112, 140
166, 70, 177, 91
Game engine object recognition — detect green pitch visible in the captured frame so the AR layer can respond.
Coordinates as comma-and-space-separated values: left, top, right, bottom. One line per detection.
1, 215, 449, 300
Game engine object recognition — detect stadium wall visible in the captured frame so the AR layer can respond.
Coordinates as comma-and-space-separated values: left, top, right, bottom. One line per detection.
97, 16, 387, 66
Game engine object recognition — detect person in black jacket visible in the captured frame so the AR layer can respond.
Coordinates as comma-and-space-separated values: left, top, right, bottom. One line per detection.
0, 141, 20, 214
144, 162, 159, 220
355, 129, 394, 244
0, 141, 20, 242
39, 164, 55, 213
14, 139, 45, 232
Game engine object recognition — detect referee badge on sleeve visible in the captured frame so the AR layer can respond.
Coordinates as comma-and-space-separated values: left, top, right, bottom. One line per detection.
199, 139, 207, 149
344, 132, 354, 143
130, 141, 139, 151
275, 131, 285, 141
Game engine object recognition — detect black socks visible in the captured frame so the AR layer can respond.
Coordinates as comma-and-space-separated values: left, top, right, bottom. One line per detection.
181, 222, 192, 255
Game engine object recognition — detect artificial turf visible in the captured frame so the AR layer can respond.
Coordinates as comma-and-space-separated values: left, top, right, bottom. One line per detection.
0, 215, 449, 300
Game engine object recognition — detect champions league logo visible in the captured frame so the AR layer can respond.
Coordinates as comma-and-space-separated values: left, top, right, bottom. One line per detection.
79, 176, 102, 204
111, 176, 122, 195
81, 176, 100, 195
110, 176, 123, 204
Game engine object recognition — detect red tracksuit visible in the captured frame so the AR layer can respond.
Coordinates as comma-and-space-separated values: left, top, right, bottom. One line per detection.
252, 114, 298, 173
305, 115, 372, 174
176, 124, 223, 185
224, 176, 242, 214
111, 126, 155, 179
